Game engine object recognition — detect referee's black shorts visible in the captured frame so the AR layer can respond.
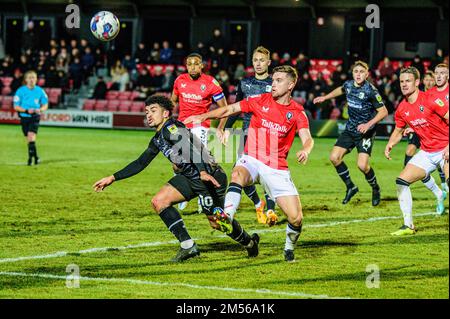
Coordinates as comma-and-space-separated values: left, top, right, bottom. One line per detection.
20, 115, 40, 136
168, 167, 228, 215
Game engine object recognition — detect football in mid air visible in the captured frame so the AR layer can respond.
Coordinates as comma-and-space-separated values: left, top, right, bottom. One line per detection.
90, 11, 120, 41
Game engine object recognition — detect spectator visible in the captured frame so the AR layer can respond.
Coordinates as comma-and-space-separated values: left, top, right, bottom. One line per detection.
378, 57, 394, 78
172, 42, 186, 66
56, 57, 68, 74
122, 53, 136, 72
45, 65, 60, 88
149, 42, 160, 64
295, 72, 313, 99
110, 60, 130, 91
10, 70, 23, 94
69, 56, 83, 92
57, 47, 70, 65
91, 76, 107, 100
49, 39, 58, 50
411, 55, 425, 78
233, 63, 245, 83
281, 52, 292, 65
332, 64, 345, 86
0, 55, 14, 77
270, 52, 280, 71
215, 70, 231, 99
149, 65, 164, 92
430, 48, 445, 70
135, 67, 153, 98
195, 41, 208, 58
295, 52, 310, 76
18, 54, 33, 74
161, 69, 175, 93
69, 39, 79, 54
81, 46, 95, 79
47, 47, 59, 67
21, 21, 38, 53
135, 42, 149, 64
159, 41, 173, 64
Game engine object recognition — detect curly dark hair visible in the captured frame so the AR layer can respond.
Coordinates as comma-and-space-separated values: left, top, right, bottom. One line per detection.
145, 94, 174, 115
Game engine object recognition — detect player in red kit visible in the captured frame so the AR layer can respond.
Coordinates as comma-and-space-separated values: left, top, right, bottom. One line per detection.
184, 65, 314, 262
385, 67, 449, 236
171, 53, 228, 211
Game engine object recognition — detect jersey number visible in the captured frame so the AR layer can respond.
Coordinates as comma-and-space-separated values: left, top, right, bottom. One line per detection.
198, 195, 214, 208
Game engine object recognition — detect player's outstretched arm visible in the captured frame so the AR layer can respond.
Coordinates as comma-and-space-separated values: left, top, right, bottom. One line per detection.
385, 127, 404, 160
313, 86, 344, 104
93, 175, 115, 192
296, 128, 314, 165
215, 99, 230, 146
183, 102, 242, 125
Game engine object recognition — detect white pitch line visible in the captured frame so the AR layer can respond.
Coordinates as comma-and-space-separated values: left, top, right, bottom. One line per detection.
0, 271, 349, 299
0, 211, 439, 264
0, 159, 123, 166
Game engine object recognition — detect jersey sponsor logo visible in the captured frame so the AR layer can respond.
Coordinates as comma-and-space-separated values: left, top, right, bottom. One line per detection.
261, 119, 288, 133
181, 92, 202, 101
359, 92, 365, 99
435, 98, 445, 107
200, 84, 206, 92
410, 118, 427, 126
265, 85, 272, 92
167, 124, 179, 134
348, 101, 362, 109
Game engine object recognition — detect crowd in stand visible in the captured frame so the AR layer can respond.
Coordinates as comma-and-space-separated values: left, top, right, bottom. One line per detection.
0, 22, 448, 120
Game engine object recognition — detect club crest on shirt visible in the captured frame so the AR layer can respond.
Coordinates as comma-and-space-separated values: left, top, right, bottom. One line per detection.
167, 124, 178, 134
435, 98, 445, 107
34, 99, 39, 105
419, 105, 425, 112
200, 84, 206, 92
286, 112, 293, 121
358, 92, 365, 99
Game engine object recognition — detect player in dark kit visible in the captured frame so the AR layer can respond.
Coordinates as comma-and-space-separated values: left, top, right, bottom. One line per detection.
93, 95, 259, 262
314, 61, 388, 206
218, 46, 277, 226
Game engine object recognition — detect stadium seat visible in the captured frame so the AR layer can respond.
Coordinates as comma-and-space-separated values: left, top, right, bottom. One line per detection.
1, 87, 11, 95
131, 102, 144, 113
118, 91, 132, 100
1, 77, 13, 86
107, 104, 119, 112
106, 90, 120, 100
94, 100, 108, 111
130, 91, 140, 100
118, 104, 130, 112
38, 78, 46, 87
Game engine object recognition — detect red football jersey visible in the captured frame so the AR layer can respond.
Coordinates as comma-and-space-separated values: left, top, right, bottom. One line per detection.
173, 73, 225, 128
240, 93, 310, 170
426, 84, 449, 109
395, 90, 449, 152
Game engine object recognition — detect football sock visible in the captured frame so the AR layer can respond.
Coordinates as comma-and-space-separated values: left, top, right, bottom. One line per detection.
159, 207, 193, 247
265, 193, 276, 210
422, 175, 443, 200
285, 223, 303, 251
224, 182, 243, 221
396, 178, 413, 228
243, 185, 261, 207
227, 219, 252, 247
437, 166, 446, 185
404, 155, 413, 167
335, 162, 355, 189
364, 168, 379, 189
28, 141, 36, 158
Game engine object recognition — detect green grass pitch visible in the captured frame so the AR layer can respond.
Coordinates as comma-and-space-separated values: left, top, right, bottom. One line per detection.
0, 124, 448, 299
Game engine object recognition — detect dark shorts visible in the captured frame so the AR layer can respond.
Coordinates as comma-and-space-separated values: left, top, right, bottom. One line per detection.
407, 132, 421, 148
20, 115, 40, 136
335, 128, 376, 155
168, 167, 228, 215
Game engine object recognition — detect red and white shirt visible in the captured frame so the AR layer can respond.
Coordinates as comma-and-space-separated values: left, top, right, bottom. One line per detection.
240, 93, 310, 170
173, 73, 225, 128
395, 90, 449, 153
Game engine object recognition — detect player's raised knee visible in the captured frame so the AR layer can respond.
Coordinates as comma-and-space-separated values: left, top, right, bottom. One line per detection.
357, 162, 369, 173
151, 195, 169, 213
288, 214, 303, 228
329, 153, 341, 166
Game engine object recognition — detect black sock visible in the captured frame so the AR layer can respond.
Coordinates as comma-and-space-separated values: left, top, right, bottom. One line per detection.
28, 142, 34, 158
421, 175, 431, 183
29, 141, 37, 158
265, 192, 276, 210
437, 167, 446, 184
365, 168, 379, 189
243, 185, 261, 206
335, 162, 355, 189
404, 155, 413, 167
159, 207, 191, 243
227, 219, 251, 246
